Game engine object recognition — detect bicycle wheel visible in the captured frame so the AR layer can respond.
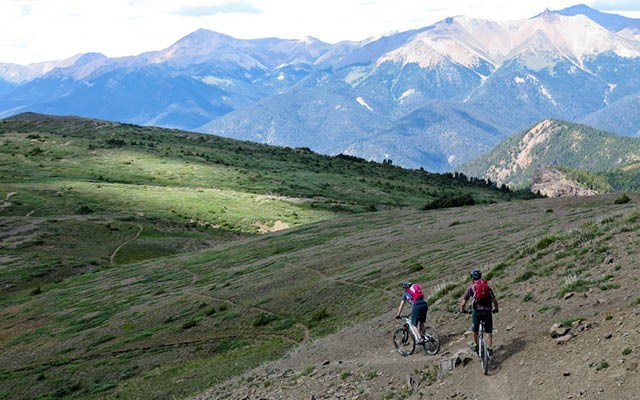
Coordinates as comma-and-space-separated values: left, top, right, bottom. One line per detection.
480, 338, 489, 375
393, 327, 415, 356
422, 326, 440, 355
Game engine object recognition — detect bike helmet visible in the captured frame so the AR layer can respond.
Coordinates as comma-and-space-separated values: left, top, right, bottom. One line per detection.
401, 282, 412, 289
470, 269, 482, 280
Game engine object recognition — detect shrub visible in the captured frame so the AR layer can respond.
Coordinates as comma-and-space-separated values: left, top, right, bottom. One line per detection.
538, 305, 560, 314
106, 138, 126, 147
614, 194, 630, 204
515, 270, 536, 283
560, 278, 592, 296
523, 293, 534, 302
562, 317, 585, 327
599, 283, 620, 291
535, 235, 561, 251
253, 313, 277, 327
29, 146, 44, 156
205, 307, 216, 316
76, 205, 94, 214
408, 263, 423, 273
366, 371, 379, 380
272, 319, 295, 331
622, 348, 632, 356
181, 320, 197, 329
310, 308, 329, 322
422, 193, 475, 210
486, 262, 508, 279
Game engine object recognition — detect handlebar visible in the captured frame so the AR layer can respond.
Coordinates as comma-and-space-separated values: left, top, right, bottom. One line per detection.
458, 308, 498, 314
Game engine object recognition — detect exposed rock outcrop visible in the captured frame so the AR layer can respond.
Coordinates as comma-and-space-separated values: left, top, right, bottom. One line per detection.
531, 168, 597, 197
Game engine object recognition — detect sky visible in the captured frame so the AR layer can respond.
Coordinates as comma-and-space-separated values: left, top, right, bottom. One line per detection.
2, 0, 640, 65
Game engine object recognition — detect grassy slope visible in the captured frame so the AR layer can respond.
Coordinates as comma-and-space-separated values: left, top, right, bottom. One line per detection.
461, 119, 640, 189
201, 194, 640, 400
1, 193, 637, 399
0, 113, 519, 293
0, 113, 529, 399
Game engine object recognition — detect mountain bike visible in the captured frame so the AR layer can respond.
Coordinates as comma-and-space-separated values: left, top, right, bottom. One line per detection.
461, 309, 492, 375
393, 315, 440, 356
477, 317, 490, 374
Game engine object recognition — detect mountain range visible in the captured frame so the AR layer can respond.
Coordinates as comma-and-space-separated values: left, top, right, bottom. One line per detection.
2, 4, 640, 172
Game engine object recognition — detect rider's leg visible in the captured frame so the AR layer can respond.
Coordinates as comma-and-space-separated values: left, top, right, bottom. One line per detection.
418, 305, 426, 337
471, 310, 479, 348
484, 313, 494, 354
411, 323, 421, 339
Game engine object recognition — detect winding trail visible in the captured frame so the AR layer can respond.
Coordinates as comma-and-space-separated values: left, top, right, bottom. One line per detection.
110, 224, 143, 265
302, 266, 396, 299
0, 192, 17, 211
183, 269, 311, 343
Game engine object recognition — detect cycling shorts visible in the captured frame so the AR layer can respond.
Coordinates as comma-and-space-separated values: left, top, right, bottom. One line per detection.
472, 309, 493, 333
411, 299, 428, 326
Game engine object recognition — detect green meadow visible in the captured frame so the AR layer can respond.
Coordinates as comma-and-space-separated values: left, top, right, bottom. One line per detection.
0, 113, 533, 399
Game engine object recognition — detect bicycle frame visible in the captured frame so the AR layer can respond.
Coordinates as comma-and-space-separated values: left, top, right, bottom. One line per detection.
402, 317, 421, 341
393, 315, 440, 356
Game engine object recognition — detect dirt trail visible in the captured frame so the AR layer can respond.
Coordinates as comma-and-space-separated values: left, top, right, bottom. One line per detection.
303, 266, 396, 299
0, 192, 17, 211
110, 224, 143, 265
195, 297, 640, 400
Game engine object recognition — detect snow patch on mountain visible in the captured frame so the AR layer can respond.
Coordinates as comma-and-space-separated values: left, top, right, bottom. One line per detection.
344, 68, 369, 86
201, 76, 234, 87
375, 13, 640, 73
356, 97, 374, 111
398, 89, 416, 103
540, 85, 557, 106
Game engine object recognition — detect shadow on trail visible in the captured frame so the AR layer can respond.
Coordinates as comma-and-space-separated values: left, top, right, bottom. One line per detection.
436, 332, 457, 349
488, 336, 526, 375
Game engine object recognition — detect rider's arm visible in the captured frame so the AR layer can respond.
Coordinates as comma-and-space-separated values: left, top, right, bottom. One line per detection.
459, 286, 471, 311
492, 290, 499, 312
395, 299, 406, 318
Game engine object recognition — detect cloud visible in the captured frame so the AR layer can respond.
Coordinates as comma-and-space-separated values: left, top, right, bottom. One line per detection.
590, 0, 640, 12
175, 2, 262, 17
20, 4, 33, 16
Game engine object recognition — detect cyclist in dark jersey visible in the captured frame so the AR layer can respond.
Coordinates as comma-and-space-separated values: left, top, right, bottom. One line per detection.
395, 282, 429, 344
459, 269, 499, 355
